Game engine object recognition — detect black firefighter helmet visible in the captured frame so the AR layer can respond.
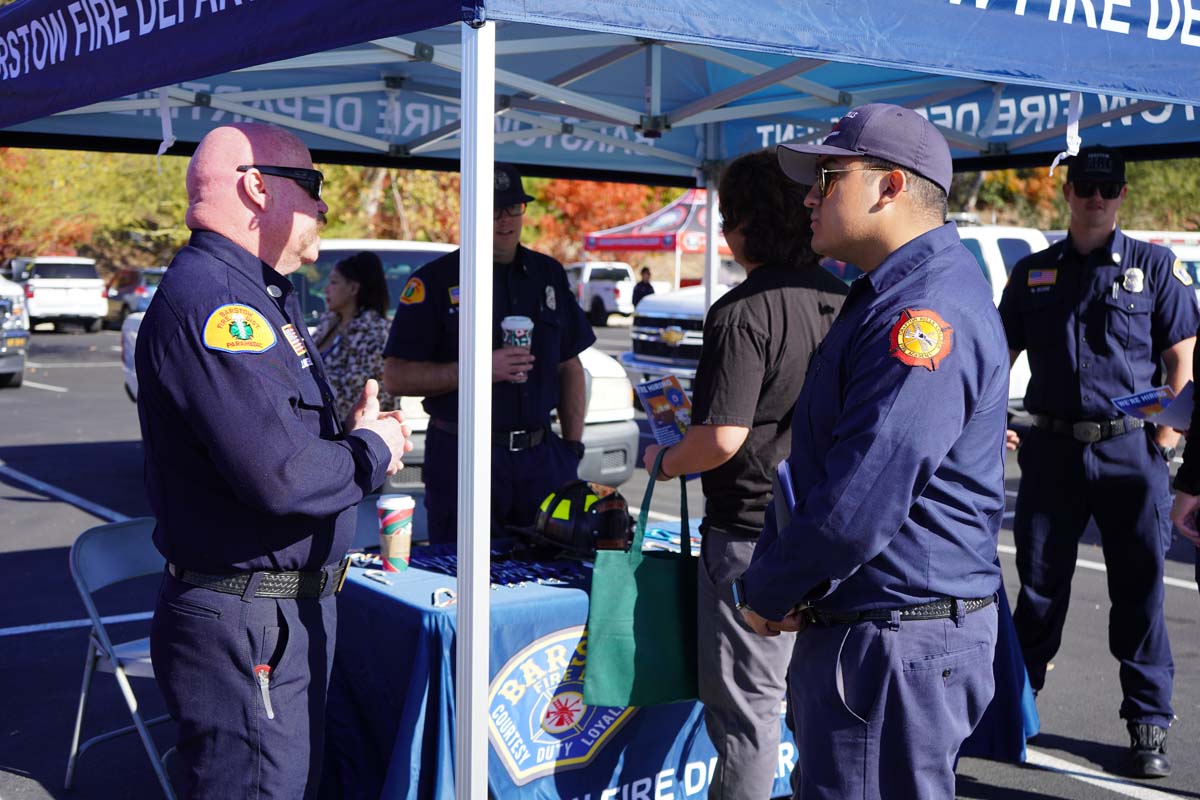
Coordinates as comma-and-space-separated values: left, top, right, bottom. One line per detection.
531, 480, 632, 557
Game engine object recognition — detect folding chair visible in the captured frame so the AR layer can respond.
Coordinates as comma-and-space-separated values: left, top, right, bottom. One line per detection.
65, 517, 175, 799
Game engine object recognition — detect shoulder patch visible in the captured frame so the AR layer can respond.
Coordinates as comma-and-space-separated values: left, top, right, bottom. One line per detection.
1027, 268, 1057, 287
448, 285, 460, 305
889, 308, 952, 371
399, 277, 426, 305
202, 304, 277, 354
1173, 258, 1193, 287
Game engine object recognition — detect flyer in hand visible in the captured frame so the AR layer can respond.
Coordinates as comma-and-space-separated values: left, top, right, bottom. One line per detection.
635, 376, 693, 446
1110, 381, 1194, 430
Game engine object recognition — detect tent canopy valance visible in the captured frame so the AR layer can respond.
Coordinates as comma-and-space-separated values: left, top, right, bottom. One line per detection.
3, 2, 1200, 184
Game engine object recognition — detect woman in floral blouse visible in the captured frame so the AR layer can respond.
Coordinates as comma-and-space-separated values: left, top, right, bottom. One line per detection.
314, 251, 395, 425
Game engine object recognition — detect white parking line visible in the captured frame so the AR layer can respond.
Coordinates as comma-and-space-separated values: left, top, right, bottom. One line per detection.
0, 611, 152, 639
1024, 746, 1188, 800
0, 461, 129, 523
21, 380, 68, 393
25, 360, 122, 368
996, 544, 1197, 592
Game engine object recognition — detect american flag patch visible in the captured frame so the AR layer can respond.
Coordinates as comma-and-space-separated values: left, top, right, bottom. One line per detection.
1027, 269, 1057, 287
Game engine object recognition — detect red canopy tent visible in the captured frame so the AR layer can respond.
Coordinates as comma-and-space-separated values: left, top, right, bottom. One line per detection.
583, 189, 731, 289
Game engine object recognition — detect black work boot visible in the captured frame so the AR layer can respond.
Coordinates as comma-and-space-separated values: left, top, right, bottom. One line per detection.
1127, 722, 1171, 778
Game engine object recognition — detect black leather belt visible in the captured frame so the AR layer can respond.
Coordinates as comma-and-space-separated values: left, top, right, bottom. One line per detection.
430, 418, 548, 451
803, 595, 996, 626
167, 557, 350, 600
1032, 414, 1144, 443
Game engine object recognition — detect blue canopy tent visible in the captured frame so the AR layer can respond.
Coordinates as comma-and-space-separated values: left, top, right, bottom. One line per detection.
2, 1, 1197, 796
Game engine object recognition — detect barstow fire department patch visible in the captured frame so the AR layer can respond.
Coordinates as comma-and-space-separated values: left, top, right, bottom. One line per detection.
202, 304, 277, 354
889, 308, 952, 371
399, 277, 425, 305
488, 626, 636, 786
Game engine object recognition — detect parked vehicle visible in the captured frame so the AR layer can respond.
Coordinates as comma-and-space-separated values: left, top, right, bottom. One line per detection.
0, 275, 30, 388
6, 256, 107, 332
564, 261, 636, 326
954, 225, 1049, 409
620, 225, 1047, 410
123, 240, 642, 489
105, 266, 166, 326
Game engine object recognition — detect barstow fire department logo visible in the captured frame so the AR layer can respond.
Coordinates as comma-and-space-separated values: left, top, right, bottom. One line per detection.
889, 308, 952, 371
201, 304, 277, 354
488, 626, 636, 785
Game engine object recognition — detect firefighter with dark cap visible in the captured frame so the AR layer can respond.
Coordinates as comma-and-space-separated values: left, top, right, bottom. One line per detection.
383, 163, 595, 544
1000, 145, 1198, 778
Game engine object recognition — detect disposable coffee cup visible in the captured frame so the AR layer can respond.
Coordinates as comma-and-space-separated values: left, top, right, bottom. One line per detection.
500, 315, 534, 383
376, 494, 415, 572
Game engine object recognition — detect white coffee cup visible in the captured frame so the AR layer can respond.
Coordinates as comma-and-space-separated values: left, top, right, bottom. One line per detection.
500, 315, 534, 383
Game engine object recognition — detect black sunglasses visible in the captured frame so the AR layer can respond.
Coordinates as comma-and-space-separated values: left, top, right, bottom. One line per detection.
1071, 181, 1123, 200
237, 164, 324, 201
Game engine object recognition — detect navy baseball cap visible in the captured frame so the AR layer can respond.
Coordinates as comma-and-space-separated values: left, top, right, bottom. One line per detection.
777, 103, 953, 194
494, 163, 536, 207
1066, 145, 1125, 183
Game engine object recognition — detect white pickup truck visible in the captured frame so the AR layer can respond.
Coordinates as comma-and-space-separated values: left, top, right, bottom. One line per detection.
564, 261, 636, 326
620, 225, 1049, 410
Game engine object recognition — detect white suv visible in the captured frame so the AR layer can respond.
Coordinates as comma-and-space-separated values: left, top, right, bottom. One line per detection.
954, 225, 1050, 410
7, 256, 107, 332
0, 275, 30, 388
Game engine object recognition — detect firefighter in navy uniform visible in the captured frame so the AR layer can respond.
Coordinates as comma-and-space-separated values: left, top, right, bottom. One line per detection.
737, 105, 1007, 800
383, 163, 595, 544
138, 124, 410, 799
1000, 145, 1197, 779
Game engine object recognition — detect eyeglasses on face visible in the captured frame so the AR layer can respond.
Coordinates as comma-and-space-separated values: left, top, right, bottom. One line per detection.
1070, 181, 1124, 200
236, 165, 324, 201
813, 164, 893, 197
493, 203, 527, 220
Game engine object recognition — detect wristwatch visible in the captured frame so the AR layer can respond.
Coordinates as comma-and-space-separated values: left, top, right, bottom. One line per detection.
565, 439, 585, 460
731, 577, 751, 612
1158, 443, 1178, 463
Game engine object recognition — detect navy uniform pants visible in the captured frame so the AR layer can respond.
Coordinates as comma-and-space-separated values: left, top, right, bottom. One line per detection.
151, 572, 337, 799
423, 423, 581, 545
1013, 426, 1174, 726
787, 604, 997, 799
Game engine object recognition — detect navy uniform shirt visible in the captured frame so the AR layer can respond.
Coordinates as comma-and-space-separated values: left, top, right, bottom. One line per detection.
690, 261, 847, 538
999, 229, 1199, 420
383, 245, 596, 430
135, 230, 391, 573
742, 224, 1008, 618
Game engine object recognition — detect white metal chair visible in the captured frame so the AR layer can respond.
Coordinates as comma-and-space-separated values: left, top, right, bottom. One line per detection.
65, 517, 175, 799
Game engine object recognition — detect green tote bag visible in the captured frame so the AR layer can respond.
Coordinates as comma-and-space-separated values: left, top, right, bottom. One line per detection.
582, 449, 698, 707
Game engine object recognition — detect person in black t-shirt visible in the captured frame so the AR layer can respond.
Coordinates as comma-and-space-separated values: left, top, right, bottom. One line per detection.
632, 266, 655, 307
643, 149, 848, 799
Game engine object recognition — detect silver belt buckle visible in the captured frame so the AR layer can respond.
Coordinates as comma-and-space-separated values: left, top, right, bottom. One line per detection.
1072, 421, 1102, 443
508, 430, 524, 451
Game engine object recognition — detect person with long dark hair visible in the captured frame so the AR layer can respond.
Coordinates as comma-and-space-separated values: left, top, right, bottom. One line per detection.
314, 251, 395, 424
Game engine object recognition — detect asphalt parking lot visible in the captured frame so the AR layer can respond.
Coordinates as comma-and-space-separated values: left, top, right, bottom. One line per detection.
0, 324, 1197, 800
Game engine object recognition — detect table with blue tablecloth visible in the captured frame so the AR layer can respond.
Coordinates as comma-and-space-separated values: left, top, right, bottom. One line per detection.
322, 531, 1037, 799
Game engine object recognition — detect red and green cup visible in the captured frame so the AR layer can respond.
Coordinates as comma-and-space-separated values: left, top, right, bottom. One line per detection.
376, 494, 415, 572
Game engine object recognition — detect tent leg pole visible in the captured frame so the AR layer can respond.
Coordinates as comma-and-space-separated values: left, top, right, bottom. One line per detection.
457, 18, 494, 800
704, 175, 719, 312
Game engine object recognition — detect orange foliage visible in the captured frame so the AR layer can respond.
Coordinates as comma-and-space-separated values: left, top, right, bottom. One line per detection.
529, 180, 682, 263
